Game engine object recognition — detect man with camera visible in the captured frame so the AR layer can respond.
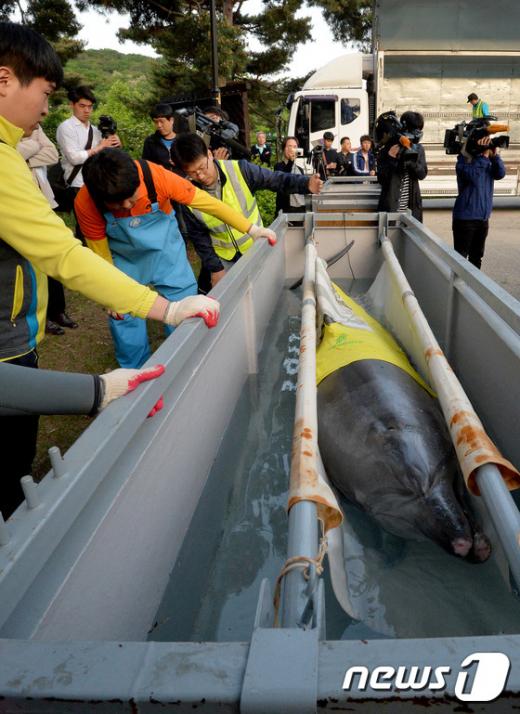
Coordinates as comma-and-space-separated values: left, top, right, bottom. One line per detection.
376, 110, 428, 222
56, 86, 121, 190
56, 85, 121, 247
452, 135, 505, 269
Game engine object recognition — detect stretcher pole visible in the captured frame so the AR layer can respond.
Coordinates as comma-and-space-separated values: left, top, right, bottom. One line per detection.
281, 226, 321, 629
379, 230, 520, 586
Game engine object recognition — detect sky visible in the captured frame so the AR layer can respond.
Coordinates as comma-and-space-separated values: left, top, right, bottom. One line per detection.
76, 3, 351, 79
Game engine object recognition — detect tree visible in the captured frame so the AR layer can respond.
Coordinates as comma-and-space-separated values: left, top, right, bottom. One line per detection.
0, 0, 85, 63
309, 0, 372, 49
86, 0, 313, 96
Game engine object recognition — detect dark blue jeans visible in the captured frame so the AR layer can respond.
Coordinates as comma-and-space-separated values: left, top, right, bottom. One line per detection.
1, 350, 39, 518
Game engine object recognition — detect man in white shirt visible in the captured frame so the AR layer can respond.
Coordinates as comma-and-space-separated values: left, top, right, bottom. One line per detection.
56, 85, 121, 240
56, 85, 121, 188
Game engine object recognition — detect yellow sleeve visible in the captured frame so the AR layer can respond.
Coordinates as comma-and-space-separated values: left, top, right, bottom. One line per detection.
86, 236, 114, 264
0, 144, 157, 319
191, 186, 252, 234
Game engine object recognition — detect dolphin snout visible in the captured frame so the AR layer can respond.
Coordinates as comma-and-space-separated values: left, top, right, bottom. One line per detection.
451, 537, 473, 558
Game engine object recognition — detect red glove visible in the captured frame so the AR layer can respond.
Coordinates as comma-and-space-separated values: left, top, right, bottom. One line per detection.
163, 295, 220, 328
100, 364, 165, 414
248, 223, 277, 246
147, 395, 164, 418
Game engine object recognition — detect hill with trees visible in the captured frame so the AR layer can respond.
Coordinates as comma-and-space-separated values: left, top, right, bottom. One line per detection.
65, 48, 157, 102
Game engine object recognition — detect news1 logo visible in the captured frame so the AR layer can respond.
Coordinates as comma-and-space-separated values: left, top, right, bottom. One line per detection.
342, 652, 511, 702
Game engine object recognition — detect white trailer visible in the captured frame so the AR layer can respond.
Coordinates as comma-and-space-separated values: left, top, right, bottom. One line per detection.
287, 0, 520, 197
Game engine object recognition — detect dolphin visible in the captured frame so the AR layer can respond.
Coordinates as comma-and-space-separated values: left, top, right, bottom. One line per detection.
318, 360, 490, 561
315, 266, 490, 562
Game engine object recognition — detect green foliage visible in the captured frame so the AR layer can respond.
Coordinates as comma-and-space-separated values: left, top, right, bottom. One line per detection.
91, 78, 152, 157
308, 0, 373, 48
41, 102, 71, 140
40, 51, 156, 158
256, 189, 277, 227
0, 0, 85, 63
152, 15, 247, 97
65, 49, 157, 103
249, 161, 277, 226
86, 0, 314, 92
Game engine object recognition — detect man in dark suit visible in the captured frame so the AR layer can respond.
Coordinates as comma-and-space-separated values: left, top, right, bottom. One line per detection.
250, 131, 272, 165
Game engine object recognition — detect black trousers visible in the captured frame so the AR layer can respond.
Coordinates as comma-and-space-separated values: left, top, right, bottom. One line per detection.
1, 350, 39, 518
452, 218, 489, 270
71, 186, 86, 245
47, 277, 66, 320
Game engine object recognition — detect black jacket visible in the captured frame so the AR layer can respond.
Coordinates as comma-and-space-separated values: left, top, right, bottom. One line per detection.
336, 151, 355, 176
142, 132, 177, 171
180, 159, 309, 274
376, 143, 428, 222
273, 160, 305, 214
250, 144, 272, 165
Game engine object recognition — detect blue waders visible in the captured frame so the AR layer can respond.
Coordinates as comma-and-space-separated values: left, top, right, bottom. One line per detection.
104, 160, 197, 368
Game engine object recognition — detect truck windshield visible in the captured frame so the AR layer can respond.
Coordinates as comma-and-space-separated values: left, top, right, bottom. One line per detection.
310, 99, 336, 133
341, 98, 360, 125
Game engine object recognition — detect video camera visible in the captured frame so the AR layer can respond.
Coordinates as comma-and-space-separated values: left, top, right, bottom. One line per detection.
307, 144, 328, 178
176, 106, 250, 159
444, 118, 509, 158
374, 111, 423, 167
98, 115, 118, 139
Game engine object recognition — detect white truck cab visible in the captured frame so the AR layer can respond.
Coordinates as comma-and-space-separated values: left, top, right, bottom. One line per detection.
286, 53, 373, 173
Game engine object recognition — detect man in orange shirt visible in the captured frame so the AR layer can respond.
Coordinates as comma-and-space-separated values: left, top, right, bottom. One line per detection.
75, 148, 275, 368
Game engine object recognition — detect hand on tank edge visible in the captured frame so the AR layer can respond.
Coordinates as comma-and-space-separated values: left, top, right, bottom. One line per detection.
308, 174, 324, 194
163, 295, 220, 328
100, 364, 165, 416
248, 223, 277, 246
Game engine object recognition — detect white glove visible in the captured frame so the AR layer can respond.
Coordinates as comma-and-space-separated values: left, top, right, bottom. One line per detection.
99, 365, 165, 410
248, 223, 277, 246
163, 295, 220, 328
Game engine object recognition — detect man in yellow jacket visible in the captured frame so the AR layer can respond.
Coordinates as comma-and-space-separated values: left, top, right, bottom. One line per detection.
0, 22, 265, 517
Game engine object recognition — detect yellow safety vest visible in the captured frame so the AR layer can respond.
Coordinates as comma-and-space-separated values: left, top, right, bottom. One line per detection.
472, 99, 485, 119
316, 282, 433, 395
190, 160, 262, 262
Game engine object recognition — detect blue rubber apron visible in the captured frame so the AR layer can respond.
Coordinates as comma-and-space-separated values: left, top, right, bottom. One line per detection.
104, 163, 197, 368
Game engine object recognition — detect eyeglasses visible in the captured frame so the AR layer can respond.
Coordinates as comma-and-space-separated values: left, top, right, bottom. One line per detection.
186, 157, 210, 179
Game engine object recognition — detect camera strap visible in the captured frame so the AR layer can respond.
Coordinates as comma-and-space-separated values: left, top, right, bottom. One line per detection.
66, 125, 94, 186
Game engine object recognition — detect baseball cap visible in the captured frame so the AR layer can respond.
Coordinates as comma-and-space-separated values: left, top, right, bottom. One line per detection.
323, 131, 334, 140
467, 93, 478, 103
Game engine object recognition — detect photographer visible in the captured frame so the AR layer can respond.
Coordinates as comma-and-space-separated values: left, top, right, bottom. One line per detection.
452, 136, 505, 269
204, 105, 233, 159
56, 86, 121, 242
376, 111, 428, 222
56, 86, 121, 191
273, 136, 306, 216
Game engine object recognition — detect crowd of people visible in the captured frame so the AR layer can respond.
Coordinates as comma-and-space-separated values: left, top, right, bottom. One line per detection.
0, 20, 506, 518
